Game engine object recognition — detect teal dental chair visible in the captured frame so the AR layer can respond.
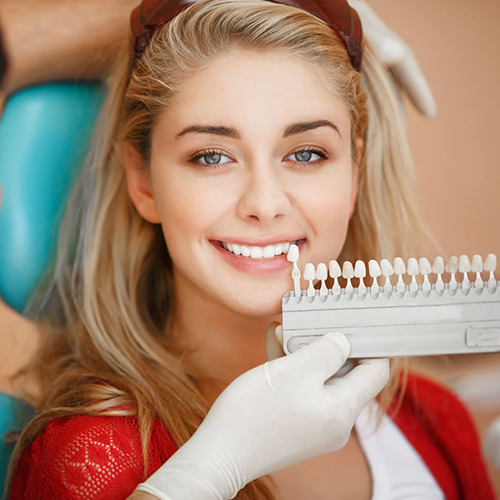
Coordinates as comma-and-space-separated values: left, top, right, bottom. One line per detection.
0, 82, 105, 491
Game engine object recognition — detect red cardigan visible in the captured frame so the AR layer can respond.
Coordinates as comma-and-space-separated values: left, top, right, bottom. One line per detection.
8, 372, 496, 499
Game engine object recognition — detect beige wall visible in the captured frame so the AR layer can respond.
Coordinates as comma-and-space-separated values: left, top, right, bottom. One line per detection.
372, 0, 500, 261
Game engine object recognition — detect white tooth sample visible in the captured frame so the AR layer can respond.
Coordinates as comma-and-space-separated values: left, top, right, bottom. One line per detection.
419, 258, 432, 292
232, 244, 241, 256
407, 258, 419, 293
394, 257, 406, 293
282, 242, 291, 253
484, 254, 497, 290
446, 256, 458, 290
250, 246, 263, 259
380, 259, 394, 293
274, 244, 283, 256
368, 260, 381, 293
316, 263, 328, 296
304, 263, 316, 296
342, 261, 354, 294
471, 255, 484, 289
432, 256, 445, 292
329, 260, 342, 295
458, 255, 471, 290
287, 244, 301, 296
287, 244, 299, 262
354, 260, 367, 295
241, 245, 250, 257
263, 245, 275, 258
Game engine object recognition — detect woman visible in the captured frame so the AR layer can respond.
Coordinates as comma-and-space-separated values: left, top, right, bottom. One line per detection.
5, 0, 494, 498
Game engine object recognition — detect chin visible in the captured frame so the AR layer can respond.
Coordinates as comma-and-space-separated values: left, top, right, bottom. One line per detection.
223, 287, 285, 318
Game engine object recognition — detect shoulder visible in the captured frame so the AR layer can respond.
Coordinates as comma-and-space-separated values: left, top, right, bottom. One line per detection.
9, 414, 178, 500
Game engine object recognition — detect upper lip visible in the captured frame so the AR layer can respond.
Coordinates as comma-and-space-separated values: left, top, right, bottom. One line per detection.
212, 236, 306, 247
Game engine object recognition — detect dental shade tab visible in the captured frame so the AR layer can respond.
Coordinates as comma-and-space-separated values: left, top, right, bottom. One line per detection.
282, 246, 500, 358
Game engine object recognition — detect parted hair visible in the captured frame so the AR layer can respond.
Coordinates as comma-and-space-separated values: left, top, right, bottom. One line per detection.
5, 0, 439, 498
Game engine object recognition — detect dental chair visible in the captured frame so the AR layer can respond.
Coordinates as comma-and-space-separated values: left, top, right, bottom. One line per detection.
0, 82, 105, 491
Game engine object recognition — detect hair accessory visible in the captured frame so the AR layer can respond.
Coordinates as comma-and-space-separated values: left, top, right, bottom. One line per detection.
282, 246, 500, 358
129, 0, 363, 71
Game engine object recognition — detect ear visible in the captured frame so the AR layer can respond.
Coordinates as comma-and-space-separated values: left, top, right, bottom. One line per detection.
349, 137, 363, 220
122, 141, 162, 224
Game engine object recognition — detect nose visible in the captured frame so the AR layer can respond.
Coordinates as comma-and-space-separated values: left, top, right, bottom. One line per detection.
235, 163, 292, 224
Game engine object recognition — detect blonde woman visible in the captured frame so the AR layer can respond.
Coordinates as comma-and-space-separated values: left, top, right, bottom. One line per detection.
4, 0, 494, 499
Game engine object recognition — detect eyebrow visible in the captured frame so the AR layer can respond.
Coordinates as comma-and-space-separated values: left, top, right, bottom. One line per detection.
175, 119, 341, 140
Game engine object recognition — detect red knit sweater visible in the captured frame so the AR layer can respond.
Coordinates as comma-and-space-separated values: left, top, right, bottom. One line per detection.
8, 372, 496, 499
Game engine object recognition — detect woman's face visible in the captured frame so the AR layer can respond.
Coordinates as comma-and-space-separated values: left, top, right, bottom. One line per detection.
126, 48, 361, 317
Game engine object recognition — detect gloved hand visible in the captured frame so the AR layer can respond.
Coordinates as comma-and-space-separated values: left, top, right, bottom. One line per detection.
135, 330, 390, 500
349, 0, 437, 118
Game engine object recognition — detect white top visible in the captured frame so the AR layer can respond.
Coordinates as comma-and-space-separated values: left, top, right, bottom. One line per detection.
355, 401, 446, 500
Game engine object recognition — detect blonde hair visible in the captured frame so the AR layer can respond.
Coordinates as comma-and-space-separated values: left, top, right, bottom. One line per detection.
6, 0, 440, 498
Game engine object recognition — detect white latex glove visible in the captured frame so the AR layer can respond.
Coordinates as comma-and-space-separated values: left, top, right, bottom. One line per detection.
135, 329, 390, 500
349, 0, 437, 118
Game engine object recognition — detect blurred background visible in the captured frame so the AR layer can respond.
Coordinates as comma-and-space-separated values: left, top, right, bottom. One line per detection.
0, 0, 499, 494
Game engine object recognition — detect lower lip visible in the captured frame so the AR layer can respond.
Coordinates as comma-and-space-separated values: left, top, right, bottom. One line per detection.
210, 239, 306, 275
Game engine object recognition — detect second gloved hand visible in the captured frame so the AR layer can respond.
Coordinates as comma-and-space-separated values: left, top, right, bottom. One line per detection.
135, 331, 389, 500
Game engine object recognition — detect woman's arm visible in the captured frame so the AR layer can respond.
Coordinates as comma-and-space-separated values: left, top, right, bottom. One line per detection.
0, 0, 138, 95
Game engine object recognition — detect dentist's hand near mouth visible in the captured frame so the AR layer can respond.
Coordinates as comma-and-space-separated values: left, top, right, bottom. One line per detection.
132, 327, 390, 500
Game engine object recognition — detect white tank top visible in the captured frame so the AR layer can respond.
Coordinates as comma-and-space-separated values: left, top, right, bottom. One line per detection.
355, 401, 446, 500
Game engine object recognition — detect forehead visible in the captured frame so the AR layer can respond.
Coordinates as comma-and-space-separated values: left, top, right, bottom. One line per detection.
155, 48, 351, 140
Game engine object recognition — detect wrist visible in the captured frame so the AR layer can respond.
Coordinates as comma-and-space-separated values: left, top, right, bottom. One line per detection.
137, 434, 245, 500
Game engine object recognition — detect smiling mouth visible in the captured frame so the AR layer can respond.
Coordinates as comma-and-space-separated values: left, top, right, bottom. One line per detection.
216, 239, 306, 259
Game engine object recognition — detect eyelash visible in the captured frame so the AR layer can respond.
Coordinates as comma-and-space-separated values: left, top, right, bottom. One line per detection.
188, 147, 329, 169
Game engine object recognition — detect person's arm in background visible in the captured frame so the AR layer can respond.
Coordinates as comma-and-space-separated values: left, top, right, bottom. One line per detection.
0, 0, 138, 104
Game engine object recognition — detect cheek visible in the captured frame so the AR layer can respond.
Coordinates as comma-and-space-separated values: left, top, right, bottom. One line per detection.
294, 167, 353, 258
152, 168, 236, 247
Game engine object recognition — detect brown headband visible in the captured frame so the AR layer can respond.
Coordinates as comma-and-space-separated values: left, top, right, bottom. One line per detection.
130, 0, 363, 72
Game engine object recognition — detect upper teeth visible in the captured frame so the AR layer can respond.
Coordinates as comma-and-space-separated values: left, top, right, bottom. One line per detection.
221, 241, 295, 258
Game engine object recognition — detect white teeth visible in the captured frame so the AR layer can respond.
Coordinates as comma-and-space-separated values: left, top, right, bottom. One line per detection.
354, 260, 366, 278
432, 256, 445, 275
316, 263, 329, 296
316, 263, 328, 281
368, 260, 381, 278
329, 260, 342, 278
419, 258, 432, 275
222, 240, 299, 259
407, 258, 419, 293
419, 258, 432, 292
471, 255, 483, 289
304, 263, 316, 297
446, 256, 458, 274
471, 255, 483, 273
342, 261, 354, 279
485, 254, 497, 272
263, 245, 275, 258
287, 244, 299, 262
394, 257, 406, 275
459, 255, 471, 273
251, 246, 263, 259
285, 253, 497, 296
380, 259, 394, 276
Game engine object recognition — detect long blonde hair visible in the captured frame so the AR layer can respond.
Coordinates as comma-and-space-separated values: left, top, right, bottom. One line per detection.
6, 0, 439, 498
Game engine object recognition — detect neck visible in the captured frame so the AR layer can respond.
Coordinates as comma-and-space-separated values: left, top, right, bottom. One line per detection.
169, 270, 282, 403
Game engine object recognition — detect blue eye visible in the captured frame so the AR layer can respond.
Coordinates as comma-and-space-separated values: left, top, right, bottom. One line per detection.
286, 147, 328, 166
189, 149, 233, 168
